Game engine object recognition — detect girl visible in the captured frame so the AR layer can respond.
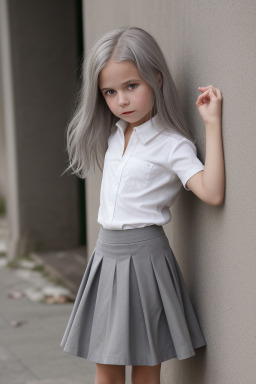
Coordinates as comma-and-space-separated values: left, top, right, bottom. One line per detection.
60, 26, 224, 384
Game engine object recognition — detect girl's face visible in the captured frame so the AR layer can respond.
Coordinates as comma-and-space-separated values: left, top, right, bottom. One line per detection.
99, 60, 156, 129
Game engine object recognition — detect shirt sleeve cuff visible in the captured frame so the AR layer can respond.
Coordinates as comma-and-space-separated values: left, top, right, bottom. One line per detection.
182, 165, 205, 191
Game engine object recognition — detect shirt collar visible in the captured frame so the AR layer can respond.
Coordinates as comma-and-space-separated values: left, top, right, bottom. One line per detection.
115, 113, 166, 144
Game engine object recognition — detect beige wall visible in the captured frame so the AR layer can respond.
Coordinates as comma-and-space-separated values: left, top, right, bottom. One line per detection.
83, 0, 256, 382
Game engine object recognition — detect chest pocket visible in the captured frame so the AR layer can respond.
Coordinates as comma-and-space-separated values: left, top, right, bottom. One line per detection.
122, 157, 154, 191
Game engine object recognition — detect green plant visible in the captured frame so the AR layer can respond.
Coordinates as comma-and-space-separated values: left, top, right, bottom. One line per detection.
6, 259, 20, 269
6, 253, 34, 269
0, 195, 6, 216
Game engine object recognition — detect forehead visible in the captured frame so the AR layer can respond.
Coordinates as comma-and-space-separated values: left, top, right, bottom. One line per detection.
98, 60, 142, 87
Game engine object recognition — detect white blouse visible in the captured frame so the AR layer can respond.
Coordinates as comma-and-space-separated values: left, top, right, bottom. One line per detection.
97, 113, 205, 230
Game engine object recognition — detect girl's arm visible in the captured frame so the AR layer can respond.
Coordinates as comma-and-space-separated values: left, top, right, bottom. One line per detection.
185, 85, 225, 205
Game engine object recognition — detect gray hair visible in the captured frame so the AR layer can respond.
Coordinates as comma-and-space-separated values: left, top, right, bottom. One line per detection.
63, 26, 196, 179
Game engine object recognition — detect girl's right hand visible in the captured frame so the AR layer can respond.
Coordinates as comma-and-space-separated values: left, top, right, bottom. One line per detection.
196, 85, 222, 125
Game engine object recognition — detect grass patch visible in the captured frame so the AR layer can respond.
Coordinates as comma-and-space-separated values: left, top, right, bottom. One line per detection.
6, 253, 38, 269
32, 264, 51, 279
20, 253, 33, 261
31, 264, 45, 273
6, 259, 20, 269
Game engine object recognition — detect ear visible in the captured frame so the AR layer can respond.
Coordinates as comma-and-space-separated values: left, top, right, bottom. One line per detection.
157, 72, 162, 88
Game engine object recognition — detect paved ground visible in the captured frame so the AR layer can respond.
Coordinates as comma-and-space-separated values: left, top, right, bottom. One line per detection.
31, 247, 88, 296
0, 263, 134, 384
0, 263, 96, 384
0, 220, 134, 384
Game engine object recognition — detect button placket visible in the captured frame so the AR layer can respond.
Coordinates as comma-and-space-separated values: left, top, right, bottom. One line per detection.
110, 137, 138, 226
120, 135, 138, 167
120, 128, 137, 160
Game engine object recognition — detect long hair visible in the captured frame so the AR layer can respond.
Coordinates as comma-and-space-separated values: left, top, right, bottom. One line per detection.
63, 26, 196, 179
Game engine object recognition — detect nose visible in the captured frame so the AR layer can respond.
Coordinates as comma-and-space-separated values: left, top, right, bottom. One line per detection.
117, 92, 129, 106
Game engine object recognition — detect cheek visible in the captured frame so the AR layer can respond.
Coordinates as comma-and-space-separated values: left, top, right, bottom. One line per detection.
134, 89, 154, 109
104, 98, 116, 112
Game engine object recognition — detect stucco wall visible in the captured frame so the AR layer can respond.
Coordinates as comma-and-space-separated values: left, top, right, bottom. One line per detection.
83, 1, 256, 382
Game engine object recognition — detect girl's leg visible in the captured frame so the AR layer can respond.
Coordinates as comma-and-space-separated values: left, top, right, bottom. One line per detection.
131, 363, 161, 384
95, 363, 126, 384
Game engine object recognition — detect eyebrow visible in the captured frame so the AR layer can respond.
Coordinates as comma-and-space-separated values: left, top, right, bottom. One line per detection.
100, 79, 140, 91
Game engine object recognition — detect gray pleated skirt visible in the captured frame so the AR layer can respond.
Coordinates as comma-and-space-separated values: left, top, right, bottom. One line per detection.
60, 224, 206, 366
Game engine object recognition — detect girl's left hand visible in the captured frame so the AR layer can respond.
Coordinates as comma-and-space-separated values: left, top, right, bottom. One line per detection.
195, 85, 222, 125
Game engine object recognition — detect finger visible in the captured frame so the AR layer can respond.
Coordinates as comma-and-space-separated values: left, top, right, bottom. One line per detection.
199, 88, 218, 100
197, 89, 217, 104
216, 88, 222, 99
197, 89, 210, 99
209, 88, 218, 99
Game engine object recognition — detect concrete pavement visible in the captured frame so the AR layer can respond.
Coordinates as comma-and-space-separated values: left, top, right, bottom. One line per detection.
0, 259, 136, 384
0, 212, 134, 384
0, 260, 96, 384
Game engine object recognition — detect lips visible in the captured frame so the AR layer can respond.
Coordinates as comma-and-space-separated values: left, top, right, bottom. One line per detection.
123, 111, 134, 114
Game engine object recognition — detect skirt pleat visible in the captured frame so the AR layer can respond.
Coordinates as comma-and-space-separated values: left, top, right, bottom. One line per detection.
60, 225, 206, 366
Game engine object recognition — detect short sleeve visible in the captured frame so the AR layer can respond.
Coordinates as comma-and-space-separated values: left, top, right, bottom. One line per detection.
168, 137, 205, 191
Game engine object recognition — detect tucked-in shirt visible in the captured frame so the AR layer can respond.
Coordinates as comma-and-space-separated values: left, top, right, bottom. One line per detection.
97, 113, 205, 230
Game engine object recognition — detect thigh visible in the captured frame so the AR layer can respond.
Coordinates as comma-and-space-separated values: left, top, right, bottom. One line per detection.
132, 363, 161, 384
95, 363, 125, 384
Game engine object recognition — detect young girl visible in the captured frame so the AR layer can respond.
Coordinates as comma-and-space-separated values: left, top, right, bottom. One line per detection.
60, 26, 224, 383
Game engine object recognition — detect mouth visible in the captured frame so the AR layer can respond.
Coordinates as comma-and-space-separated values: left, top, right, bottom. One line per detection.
122, 111, 134, 115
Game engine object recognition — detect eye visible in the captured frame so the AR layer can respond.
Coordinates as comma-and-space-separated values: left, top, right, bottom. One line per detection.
128, 83, 138, 90
104, 89, 115, 96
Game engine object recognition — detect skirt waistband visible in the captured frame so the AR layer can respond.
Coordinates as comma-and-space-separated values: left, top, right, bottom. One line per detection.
98, 225, 165, 244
